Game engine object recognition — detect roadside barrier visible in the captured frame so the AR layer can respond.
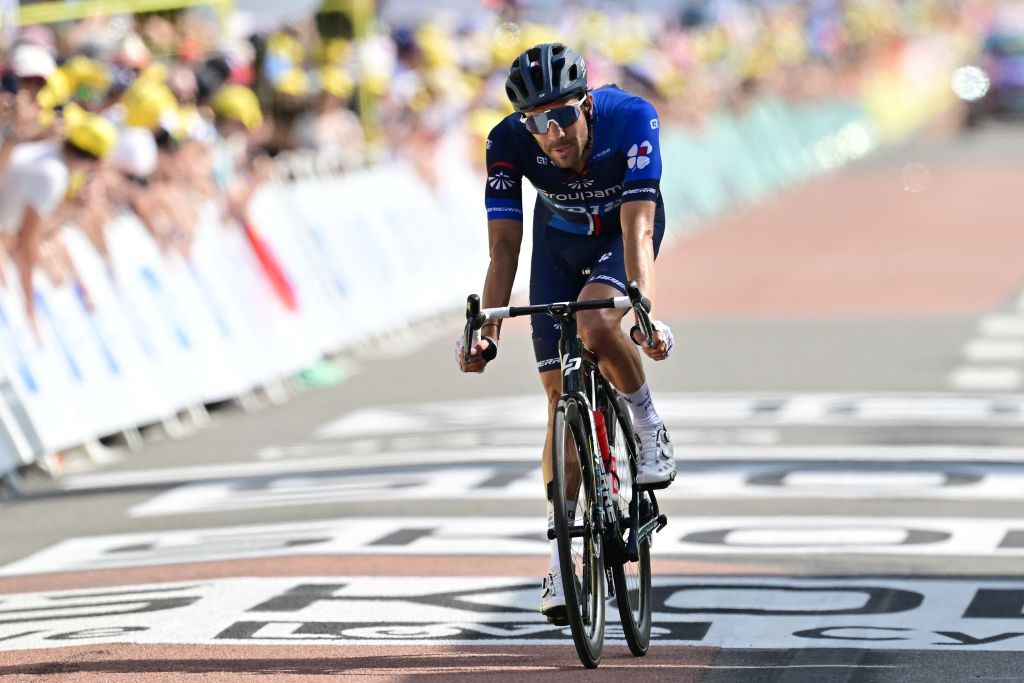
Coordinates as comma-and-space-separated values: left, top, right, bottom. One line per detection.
0, 89, 948, 486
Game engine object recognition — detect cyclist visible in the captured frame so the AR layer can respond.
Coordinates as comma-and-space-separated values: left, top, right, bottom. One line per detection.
456, 43, 676, 623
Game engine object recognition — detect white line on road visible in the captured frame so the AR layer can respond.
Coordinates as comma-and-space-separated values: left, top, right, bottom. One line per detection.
947, 367, 1023, 391
60, 448, 539, 491
120, 458, 1024, 517
6, 516, 1024, 577
979, 314, 1024, 337
315, 394, 1024, 440
964, 339, 1024, 362
1, 576, 1024, 651
58, 445, 1024, 494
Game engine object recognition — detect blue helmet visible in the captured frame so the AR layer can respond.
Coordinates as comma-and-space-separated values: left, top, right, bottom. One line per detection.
505, 43, 588, 114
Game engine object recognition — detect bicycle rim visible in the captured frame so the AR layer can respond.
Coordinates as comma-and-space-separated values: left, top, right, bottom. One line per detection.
612, 525, 652, 655
605, 392, 653, 655
552, 399, 605, 668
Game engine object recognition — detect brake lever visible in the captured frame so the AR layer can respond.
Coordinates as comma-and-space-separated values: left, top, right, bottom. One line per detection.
464, 294, 484, 365
626, 280, 655, 348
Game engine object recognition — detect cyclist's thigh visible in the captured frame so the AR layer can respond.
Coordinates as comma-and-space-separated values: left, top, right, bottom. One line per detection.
530, 226, 587, 374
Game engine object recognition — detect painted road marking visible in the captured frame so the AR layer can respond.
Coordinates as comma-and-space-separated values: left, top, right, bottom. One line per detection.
948, 301, 1024, 391
123, 459, 1024, 517
315, 394, 1024, 439
964, 339, 1024, 362
948, 367, 1023, 391
2, 577, 1024, 651
58, 445, 1024, 494
7, 516, 1024, 576
979, 314, 1024, 337
256, 427, 779, 460
59, 448, 538, 491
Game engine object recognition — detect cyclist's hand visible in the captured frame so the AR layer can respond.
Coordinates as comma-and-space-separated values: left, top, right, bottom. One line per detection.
455, 335, 497, 373
631, 320, 674, 361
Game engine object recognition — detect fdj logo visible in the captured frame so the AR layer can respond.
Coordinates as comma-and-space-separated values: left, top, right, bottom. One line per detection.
627, 141, 653, 170
562, 353, 582, 376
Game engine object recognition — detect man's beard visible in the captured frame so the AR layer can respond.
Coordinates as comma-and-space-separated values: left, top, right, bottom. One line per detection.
548, 142, 578, 168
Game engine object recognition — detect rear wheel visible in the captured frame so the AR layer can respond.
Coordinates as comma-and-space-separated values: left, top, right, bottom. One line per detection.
604, 392, 653, 656
612, 499, 653, 656
551, 398, 605, 668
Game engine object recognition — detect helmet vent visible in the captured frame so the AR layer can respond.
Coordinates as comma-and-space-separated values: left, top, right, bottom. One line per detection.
505, 43, 587, 113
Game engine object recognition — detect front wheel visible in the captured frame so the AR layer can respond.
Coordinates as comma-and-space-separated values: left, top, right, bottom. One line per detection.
551, 398, 605, 668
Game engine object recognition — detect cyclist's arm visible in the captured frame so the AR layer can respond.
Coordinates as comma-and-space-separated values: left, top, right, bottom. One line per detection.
618, 95, 663, 317
481, 218, 523, 340
620, 199, 657, 314
481, 118, 527, 341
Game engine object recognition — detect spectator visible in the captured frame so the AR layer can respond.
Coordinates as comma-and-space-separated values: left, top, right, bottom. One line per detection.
292, 66, 365, 168
0, 113, 117, 331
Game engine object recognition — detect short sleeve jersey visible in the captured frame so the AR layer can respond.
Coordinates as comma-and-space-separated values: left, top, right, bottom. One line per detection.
484, 85, 663, 236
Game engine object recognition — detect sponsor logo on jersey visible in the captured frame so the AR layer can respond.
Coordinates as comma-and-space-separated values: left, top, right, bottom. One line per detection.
650, 118, 659, 130
486, 138, 493, 149
488, 170, 516, 190
567, 178, 594, 190
537, 182, 623, 202
598, 251, 612, 263
622, 186, 658, 198
591, 147, 613, 161
536, 156, 550, 166
627, 141, 653, 170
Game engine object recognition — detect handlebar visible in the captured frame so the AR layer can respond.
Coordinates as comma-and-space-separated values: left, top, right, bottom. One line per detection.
462, 280, 656, 363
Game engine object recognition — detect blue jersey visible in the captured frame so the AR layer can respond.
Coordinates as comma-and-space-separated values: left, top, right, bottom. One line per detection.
484, 85, 663, 236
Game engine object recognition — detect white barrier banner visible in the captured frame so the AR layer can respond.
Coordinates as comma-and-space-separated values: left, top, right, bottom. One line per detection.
0, 155, 492, 468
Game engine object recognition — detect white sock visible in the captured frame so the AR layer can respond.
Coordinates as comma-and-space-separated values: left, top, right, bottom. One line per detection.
622, 382, 661, 429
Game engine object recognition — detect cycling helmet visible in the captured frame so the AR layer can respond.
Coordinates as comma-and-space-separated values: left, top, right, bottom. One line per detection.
505, 43, 588, 113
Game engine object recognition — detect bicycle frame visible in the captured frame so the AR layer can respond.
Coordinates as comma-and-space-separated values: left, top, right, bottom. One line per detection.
463, 281, 667, 668
464, 287, 665, 560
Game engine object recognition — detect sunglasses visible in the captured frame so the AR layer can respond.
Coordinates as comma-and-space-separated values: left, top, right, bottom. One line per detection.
520, 96, 585, 135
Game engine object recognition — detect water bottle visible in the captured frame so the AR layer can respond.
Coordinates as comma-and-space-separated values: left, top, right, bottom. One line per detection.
592, 410, 618, 514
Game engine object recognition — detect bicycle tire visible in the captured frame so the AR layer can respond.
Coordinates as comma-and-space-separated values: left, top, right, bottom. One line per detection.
605, 392, 653, 656
612, 524, 652, 655
551, 397, 605, 668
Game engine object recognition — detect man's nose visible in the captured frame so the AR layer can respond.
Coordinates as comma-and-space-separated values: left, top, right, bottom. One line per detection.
542, 121, 565, 140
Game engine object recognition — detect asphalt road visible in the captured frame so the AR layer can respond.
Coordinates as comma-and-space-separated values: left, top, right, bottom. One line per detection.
3, 122, 1024, 681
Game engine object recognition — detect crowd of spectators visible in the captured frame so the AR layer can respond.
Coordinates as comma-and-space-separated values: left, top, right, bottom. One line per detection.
0, 0, 997, 332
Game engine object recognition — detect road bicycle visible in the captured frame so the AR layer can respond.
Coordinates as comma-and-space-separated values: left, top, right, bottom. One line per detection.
463, 281, 669, 669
